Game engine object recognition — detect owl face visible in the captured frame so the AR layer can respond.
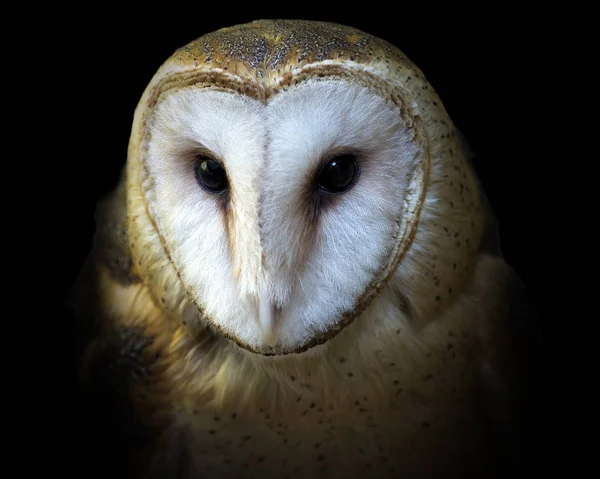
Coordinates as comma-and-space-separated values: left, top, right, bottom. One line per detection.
144, 72, 423, 354
130, 20, 482, 356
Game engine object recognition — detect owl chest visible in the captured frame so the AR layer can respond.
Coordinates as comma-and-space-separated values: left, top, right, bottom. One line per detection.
172, 366, 484, 479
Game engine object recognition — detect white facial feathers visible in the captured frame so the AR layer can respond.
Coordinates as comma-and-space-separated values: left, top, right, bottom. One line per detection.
144, 79, 423, 353
147, 89, 267, 348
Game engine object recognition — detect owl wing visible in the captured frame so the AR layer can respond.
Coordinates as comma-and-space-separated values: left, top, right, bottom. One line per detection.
469, 162, 541, 477
450, 125, 539, 474
69, 170, 191, 479
473, 251, 541, 478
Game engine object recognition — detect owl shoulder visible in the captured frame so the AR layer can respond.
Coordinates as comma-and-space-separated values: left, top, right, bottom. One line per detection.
470, 247, 540, 477
69, 170, 180, 477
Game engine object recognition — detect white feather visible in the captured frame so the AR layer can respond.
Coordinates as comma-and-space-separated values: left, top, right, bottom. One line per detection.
145, 80, 421, 352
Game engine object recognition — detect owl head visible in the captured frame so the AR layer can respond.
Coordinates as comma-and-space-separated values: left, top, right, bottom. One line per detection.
126, 20, 485, 356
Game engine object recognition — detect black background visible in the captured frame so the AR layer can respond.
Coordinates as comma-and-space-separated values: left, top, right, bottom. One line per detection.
61, 8, 550, 476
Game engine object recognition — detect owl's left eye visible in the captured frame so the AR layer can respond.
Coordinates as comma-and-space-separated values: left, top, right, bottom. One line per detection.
317, 154, 359, 194
194, 155, 228, 193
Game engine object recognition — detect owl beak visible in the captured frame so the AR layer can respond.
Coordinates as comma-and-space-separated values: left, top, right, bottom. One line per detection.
258, 290, 279, 347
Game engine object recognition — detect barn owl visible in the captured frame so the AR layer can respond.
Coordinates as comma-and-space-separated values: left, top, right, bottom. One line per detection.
70, 19, 529, 479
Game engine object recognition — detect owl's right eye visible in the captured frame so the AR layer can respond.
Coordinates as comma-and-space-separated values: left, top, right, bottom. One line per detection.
194, 156, 228, 193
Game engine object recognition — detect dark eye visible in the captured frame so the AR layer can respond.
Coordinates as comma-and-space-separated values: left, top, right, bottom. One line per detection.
194, 155, 228, 193
317, 154, 359, 194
